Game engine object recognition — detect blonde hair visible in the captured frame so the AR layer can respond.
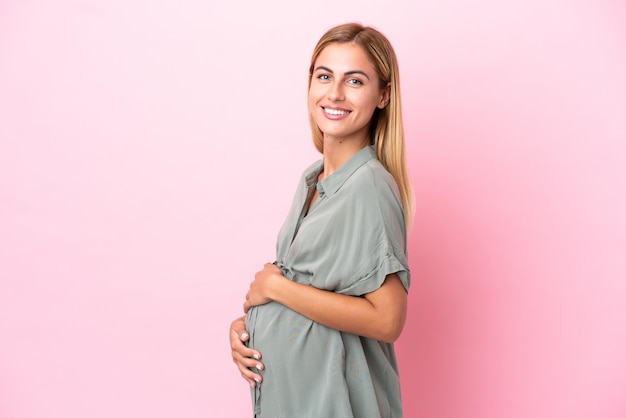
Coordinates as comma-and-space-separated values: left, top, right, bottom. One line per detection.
307, 22, 414, 227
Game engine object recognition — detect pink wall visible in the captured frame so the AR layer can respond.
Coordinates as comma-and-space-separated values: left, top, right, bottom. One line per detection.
1, 1, 624, 417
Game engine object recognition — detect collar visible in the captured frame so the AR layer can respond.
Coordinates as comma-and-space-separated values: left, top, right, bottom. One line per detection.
305, 146, 377, 198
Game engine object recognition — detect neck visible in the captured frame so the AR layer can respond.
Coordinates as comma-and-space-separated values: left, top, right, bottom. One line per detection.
321, 135, 369, 179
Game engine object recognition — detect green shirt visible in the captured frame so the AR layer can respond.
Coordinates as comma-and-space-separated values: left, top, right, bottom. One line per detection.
246, 145, 410, 417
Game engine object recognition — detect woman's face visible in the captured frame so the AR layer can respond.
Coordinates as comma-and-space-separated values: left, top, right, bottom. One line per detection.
308, 42, 389, 145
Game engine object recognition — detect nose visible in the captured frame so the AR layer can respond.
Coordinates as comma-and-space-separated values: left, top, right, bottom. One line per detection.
328, 80, 344, 102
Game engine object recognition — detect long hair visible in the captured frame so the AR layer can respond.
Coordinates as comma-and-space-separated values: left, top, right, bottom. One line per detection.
307, 22, 414, 227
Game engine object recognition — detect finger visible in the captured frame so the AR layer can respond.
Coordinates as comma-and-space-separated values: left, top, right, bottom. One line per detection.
233, 351, 265, 372
240, 369, 262, 387
230, 316, 246, 334
232, 360, 264, 389
231, 337, 264, 365
230, 323, 247, 344
230, 326, 263, 360
231, 337, 262, 362
241, 373, 256, 388
229, 316, 264, 386
233, 352, 265, 386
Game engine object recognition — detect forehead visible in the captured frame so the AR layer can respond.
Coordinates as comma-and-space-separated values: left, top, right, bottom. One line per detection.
314, 42, 377, 74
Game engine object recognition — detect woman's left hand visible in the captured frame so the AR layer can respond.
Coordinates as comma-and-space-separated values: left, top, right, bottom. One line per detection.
243, 263, 284, 313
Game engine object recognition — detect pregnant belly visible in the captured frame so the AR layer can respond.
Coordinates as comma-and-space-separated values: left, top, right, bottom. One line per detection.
245, 302, 346, 385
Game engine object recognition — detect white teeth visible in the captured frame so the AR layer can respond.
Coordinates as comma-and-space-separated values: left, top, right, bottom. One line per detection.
324, 108, 349, 116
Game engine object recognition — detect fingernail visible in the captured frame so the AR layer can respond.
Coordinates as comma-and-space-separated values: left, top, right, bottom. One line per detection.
241, 332, 249, 339
253, 353, 260, 360
256, 363, 263, 370
254, 377, 261, 384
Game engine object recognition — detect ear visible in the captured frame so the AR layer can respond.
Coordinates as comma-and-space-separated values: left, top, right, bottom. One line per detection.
377, 83, 391, 109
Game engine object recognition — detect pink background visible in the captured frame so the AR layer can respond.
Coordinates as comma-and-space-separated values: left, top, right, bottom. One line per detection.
1, 1, 625, 417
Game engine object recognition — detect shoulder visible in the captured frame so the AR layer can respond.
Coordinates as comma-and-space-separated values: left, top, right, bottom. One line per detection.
341, 158, 408, 253
338, 159, 405, 231
349, 159, 402, 204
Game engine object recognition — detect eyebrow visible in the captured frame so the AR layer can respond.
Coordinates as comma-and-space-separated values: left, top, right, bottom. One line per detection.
313, 65, 371, 80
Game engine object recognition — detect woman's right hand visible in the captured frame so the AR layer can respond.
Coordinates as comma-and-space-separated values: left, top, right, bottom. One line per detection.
229, 315, 264, 387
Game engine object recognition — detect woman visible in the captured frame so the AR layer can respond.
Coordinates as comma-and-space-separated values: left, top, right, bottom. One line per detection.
230, 22, 414, 417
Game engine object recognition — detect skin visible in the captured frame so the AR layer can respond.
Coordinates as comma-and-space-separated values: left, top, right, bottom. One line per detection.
230, 42, 407, 388
309, 42, 390, 176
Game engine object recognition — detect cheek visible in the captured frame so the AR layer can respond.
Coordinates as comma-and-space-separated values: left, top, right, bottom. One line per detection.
308, 84, 322, 99
351, 95, 378, 117
307, 87, 322, 111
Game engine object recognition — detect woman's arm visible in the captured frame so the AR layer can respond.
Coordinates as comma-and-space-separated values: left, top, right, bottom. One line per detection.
243, 263, 407, 343
229, 315, 264, 387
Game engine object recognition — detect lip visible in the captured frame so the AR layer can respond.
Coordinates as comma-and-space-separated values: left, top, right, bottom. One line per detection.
322, 106, 351, 120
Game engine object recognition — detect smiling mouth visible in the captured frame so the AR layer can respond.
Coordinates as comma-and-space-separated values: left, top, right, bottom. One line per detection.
323, 107, 350, 116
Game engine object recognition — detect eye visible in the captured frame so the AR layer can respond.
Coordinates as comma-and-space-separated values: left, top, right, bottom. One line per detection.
317, 73, 331, 81
347, 78, 363, 86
